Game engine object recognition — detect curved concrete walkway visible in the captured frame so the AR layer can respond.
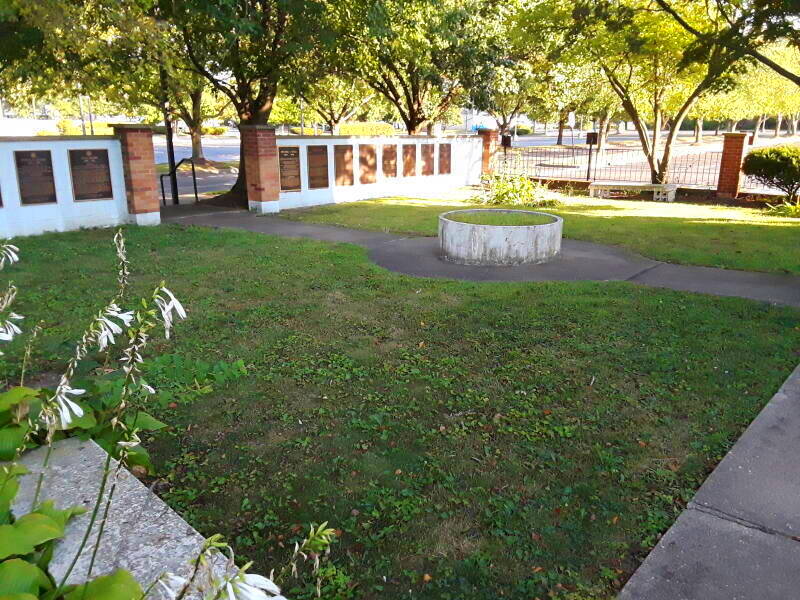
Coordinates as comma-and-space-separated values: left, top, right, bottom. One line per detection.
162, 207, 800, 308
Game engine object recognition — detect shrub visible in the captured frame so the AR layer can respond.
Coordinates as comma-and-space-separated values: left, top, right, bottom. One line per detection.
56, 118, 81, 135
514, 125, 532, 135
289, 126, 319, 135
743, 145, 800, 201
202, 125, 227, 135
476, 173, 561, 208
765, 199, 800, 218
339, 121, 396, 136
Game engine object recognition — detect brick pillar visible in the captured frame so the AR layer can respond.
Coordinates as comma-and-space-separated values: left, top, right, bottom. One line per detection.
716, 132, 748, 199
478, 129, 499, 176
113, 125, 160, 226
240, 125, 280, 213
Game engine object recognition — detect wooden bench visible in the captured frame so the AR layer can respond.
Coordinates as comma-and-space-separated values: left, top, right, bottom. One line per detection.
589, 181, 678, 202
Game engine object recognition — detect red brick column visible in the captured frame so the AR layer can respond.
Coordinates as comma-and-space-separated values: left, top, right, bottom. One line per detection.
716, 132, 748, 199
113, 125, 160, 225
240, 125, 280, 213
478, 129, 499, 176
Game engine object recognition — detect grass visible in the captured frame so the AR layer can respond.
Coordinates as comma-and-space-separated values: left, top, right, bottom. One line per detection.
281, 195, 800, 275
445, 210, 556, 226
3, 225, 799, 599
155, 160, 239, 174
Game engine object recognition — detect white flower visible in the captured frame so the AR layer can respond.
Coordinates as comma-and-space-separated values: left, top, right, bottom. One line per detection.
0, 244, 19, 269
156, 573, 187, 600
155, 287, 186, 339
117, 432, 141, 448
97, 305, 134, 350
53, 377, 85, 427
225, 573, 285, 600
142, 383, 156, 394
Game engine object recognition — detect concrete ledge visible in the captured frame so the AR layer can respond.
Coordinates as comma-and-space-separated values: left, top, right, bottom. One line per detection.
130, 211, 161, 226
12, 438, 226, 598
248, 200, 280, 214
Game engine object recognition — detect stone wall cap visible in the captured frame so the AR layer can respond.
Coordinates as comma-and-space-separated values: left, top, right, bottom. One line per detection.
0, 135, 118, 142
275, 134, 478, 140
722, 132, 748, 137
110, 124, 154, 131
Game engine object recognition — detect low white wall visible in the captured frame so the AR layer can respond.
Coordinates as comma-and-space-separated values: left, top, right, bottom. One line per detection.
274, 135, 482, 211
0, 136, 130, 238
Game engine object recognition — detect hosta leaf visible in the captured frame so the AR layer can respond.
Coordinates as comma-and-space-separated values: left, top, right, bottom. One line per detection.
0, 513, 63, 559
0, 425, 29, 461
0, 558, 49, 595
125, 412, 166, 431
0, 388, 39, 412
64, 569, 143, 600
33, 500, 86, 530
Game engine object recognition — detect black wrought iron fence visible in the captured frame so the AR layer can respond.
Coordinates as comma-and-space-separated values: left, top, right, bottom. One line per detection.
494, 146, 723, 188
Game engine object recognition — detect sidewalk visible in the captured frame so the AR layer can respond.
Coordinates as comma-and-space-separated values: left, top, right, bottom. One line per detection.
161, 210, 800, 308
620, 364, 800, 599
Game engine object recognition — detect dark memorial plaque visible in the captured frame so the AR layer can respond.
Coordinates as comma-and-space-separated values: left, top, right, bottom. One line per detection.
438, 143, 452, 175
307, 145, 329, 189
69, 149, 113, 200
15, 150, 56, 205
279, 146, 301, 191
382, 145, 397, 177
334, 145, 354, 186
359, 145, 377, 184
421, 144, 434, 176
402, 144, 417, 177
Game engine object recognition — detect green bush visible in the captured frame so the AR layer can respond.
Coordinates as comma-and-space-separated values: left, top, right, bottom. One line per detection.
514, 125, 532, 135
56, 118, 81, 135
289, 126, 319, 135
202, 125, 227, 135
743, 145, 800, 201
765, 199, 800, 218
339, 121, 396, 136
476, 173, 561, 207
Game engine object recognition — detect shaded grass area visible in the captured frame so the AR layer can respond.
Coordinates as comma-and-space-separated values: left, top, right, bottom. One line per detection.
3, 225, 799, 599
281, 195, 800, 274
155, 159, 239, 174
446, 210, 556, 226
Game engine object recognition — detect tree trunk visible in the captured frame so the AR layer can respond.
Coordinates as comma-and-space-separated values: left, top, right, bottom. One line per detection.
694, 118, 703, 143
597, 114, 609, 152
715, 122, 721, 136
556, 112, 566, 145
189, 127, 205, 162
728, 119, 737, 132
752, 114, 765, 143
774, 114, 783, 137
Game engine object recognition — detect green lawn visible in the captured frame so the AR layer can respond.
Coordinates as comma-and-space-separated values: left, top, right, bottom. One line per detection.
445, 210, 556, 226
3, 225, 799, 599
281, 195, 800, 275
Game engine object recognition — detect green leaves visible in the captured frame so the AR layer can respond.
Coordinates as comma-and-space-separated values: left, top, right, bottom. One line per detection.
64, 570, 143, 600
0, 388, 39, 412
0, 558, 50, 597
0, 514, 63, 559
0, 424, 29, 461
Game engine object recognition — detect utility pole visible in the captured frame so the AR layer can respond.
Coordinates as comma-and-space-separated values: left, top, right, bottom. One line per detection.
159, 66, 179, 205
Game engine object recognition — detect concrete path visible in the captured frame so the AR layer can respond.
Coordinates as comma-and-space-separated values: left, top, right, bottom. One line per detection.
162, 208, 800, 308
620, 364, 800, 599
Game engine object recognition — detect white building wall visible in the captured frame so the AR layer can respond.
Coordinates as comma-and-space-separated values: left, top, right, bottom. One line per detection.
0, 137, 131, 238
275, 135, 482, 211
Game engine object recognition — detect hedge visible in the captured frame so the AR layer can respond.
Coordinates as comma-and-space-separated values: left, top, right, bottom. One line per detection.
742, 145, 800, 201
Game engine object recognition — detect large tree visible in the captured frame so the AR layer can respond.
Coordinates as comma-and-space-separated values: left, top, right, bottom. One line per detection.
162, 0, 336, 201
654, 0, 800, 87
299, 75, 373, 134
338, 0, 500, 134
564, 0, 748, 183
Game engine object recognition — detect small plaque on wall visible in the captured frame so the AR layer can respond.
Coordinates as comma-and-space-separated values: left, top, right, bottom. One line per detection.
69, 149, 113, 200
402, 144, 417, 177
279, 146, 302, 191
421, 144, 434, 176
382, 145, 397, 177
439, 144, 452, 175
334, 145, 354, 186
15, 150, 57, 205
307, 145, 329, 189
359, 144, 377, 184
